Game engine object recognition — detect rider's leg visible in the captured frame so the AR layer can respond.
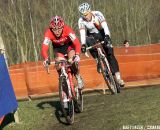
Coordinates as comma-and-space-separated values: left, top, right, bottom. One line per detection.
86, 36, 101, 73
68, 50, 84, 89
98, 29, 125, 86
54, 43, 71, 75
54, 53, 65, 76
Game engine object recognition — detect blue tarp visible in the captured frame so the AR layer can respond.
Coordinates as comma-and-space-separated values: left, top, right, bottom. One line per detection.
0, 54, 18, 118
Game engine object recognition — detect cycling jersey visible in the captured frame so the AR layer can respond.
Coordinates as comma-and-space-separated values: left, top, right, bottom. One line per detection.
78, 11, 110, 45
42, 25, 81, 60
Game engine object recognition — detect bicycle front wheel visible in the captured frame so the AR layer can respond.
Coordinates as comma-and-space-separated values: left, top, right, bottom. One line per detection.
115, 77, 121, 93
59, 76, 74, 125
73, 87, 83, 113
100, 59, 117, 94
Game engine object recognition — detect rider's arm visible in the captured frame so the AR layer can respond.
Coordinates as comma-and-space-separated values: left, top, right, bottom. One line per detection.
78, 18, 86, 45
95, 11, 111, 36
41, 37, 52, 60
66, 26, 81, 55
41, 29, 53, 60
69, 34, 81, 55
101, 22, 110, 36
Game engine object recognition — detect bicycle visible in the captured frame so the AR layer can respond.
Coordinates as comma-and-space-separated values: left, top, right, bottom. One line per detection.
45, 58, 83, 125
85, 41, 121, 94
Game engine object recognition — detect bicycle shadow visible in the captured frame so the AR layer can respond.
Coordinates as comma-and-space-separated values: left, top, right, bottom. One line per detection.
36, 100, 69, 125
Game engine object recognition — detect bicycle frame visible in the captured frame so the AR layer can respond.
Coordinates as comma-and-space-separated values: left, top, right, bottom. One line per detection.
59, 61, 76, 100
44, 58, 83, 124
96, 47, 112, 74
45, 60, 76, 99
85, 41, 118, 94
86, 41, 111, 73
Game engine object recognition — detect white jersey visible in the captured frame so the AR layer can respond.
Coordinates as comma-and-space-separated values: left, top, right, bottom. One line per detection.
78, 11, 110, 45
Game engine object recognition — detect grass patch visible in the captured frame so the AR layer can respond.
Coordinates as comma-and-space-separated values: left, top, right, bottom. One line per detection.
1, 85, 160, 130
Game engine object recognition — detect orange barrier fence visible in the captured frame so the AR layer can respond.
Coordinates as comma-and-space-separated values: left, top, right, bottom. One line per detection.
9, 43, 160, 99
115, 43, 160, 55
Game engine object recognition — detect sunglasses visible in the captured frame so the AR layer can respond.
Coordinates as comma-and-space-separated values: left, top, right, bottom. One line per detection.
51, 27, 63, 32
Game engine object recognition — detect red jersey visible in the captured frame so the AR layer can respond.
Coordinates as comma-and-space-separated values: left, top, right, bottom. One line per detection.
41, 25, 81, 60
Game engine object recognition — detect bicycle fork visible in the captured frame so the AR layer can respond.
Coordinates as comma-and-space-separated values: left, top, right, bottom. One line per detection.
97, 48, 112, 74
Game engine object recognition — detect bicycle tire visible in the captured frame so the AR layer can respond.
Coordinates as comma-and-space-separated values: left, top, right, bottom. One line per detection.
99, 58, 117, 94
66, 100, 74, 124
73, 87, 83, 113
115, 78, 121, 93
59, 76, 74, 125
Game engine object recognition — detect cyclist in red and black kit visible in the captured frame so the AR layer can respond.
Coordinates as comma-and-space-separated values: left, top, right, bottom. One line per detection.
41, 16, 84, 89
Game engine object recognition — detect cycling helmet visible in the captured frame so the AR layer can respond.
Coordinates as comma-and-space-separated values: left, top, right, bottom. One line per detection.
50, 16, 64, 29
78, 2, 91, 15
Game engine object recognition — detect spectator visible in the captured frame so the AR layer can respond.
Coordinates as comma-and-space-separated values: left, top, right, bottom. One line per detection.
123, 40, 129, 48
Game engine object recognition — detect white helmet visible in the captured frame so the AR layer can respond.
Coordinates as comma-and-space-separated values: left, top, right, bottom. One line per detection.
79, 3, 91, 14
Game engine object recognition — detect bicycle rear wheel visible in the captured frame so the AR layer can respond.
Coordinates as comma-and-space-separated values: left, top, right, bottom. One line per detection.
99, 58, 117, 94
59, 76, 74, 125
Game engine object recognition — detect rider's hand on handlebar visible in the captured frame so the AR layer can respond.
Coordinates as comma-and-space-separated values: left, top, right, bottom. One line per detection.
104, 35, 112, 47
81, 44, 87, 53
73, 54, 80, 62
43, 58, 50, 68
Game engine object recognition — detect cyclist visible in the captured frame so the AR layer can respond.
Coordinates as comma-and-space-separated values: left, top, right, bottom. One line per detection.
41, 16, 83, 89
78, 3, 124, 87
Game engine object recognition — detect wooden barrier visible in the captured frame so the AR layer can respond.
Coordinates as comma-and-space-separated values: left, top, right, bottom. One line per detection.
9, 43, 160, 98
115, 43, 160, 55
9, 68, 28, 99
119, 60, 160, 81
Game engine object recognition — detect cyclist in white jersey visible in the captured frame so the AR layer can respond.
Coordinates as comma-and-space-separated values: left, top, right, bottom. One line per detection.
78, 2, 124, 87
